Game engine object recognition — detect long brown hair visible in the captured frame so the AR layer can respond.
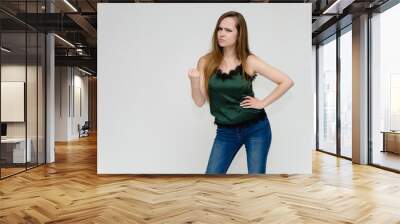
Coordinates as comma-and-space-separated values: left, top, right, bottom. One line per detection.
203, 11, 253, 99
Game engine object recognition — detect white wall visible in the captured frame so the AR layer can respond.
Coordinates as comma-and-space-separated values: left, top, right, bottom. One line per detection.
98, 3, 313, 174
55, 67, 89, 141
55, 67, 69, 141
312, 45, 316, 150
71, 72, 89, 138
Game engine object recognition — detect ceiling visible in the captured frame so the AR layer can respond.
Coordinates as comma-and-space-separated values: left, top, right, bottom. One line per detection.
0, 0, 393, 75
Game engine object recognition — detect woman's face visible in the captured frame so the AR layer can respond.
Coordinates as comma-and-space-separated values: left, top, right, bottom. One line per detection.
217, 17, 238, 48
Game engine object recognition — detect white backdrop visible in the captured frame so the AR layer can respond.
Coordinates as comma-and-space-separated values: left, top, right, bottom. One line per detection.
98, 3, 313, 174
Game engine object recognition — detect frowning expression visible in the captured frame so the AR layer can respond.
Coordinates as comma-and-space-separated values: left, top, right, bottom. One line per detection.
217, 17, 238, 48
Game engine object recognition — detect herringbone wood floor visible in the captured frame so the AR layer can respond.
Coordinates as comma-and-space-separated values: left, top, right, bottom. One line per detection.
1, 134, 400, 224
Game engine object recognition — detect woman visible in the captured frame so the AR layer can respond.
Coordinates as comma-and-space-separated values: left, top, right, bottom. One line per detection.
188, 11, 294, 174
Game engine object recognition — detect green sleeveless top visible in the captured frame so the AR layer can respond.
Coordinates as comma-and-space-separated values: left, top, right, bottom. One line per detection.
208, 64, 266, 126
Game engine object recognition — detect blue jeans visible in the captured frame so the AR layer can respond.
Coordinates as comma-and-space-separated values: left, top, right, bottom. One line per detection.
206, 116, 272, 174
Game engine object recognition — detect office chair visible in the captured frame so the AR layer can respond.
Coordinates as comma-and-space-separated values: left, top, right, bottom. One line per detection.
79, 121, 90, 138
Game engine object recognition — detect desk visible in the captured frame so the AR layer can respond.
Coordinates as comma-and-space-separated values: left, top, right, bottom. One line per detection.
1, 138, 32, 163
381, 131, 400, 154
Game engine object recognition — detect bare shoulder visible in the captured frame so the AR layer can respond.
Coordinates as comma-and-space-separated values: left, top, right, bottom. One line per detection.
245, 54, 293, 85
245, 54, 263, 67
244, 54, 260, 76
197, 54, 210, 71
198, 55, 207, 65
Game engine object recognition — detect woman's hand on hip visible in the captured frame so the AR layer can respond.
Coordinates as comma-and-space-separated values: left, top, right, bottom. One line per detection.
240, 96, 265, 109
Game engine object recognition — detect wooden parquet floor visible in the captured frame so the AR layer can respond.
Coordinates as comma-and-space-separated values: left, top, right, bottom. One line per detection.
1, 134, 400, 224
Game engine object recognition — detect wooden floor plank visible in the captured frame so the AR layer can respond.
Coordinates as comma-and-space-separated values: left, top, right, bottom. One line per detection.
0, 134, 400, 223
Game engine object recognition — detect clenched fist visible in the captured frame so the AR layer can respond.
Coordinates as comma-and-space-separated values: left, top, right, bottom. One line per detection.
188, 68, 200, 79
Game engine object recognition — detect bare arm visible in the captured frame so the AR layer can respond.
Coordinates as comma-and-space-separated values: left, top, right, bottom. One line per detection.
188, 57, 207, 107
241, 55, 294, 109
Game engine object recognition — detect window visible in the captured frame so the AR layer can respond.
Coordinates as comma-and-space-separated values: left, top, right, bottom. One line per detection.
318, 36, 337, 154
371, 2, 400, 171
340, 28, 352, 158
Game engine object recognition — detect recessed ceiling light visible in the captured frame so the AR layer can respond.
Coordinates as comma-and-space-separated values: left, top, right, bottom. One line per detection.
54, 34, 75, 48
322, 0, 354, 15
63, 0, 78, 12
78, 67, 93, 76
1, 47, 11, 53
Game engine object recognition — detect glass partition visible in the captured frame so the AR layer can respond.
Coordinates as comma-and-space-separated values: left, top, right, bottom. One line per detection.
0, 1, 46, 179
27, 31, 38, 169
339, 28, 352, 158
317, 36, 337, 155
1, 31, 28, 177
371, 3, 400, 171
